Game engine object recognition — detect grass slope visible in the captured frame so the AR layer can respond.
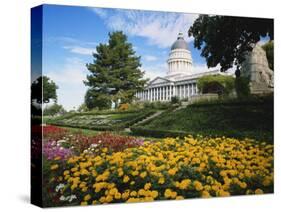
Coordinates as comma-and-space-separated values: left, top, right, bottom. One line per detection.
136, 97, 273, 142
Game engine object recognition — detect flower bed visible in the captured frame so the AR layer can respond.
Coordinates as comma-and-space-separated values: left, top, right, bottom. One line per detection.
47, 109, 156, 131
43, 133, 274, 206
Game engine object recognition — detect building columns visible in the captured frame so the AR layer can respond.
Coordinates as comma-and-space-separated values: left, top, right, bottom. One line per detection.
169, 85, 172, 100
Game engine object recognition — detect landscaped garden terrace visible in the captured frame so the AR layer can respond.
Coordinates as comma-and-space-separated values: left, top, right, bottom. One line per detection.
35, 125, 273, 207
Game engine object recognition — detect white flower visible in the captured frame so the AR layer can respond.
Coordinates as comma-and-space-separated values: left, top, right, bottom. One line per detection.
55, 183, 65, 192
59, 195, 66, 201
90, 143, 98, 148
68, 195, 77, 202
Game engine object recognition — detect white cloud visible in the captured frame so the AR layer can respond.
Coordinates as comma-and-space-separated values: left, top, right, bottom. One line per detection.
141, 63, 167, 81
46, 36, 98, 56
91, 8, 198, 48
143, 55, 158, 62
90, 8, 108, 18
47, 57, 88, 110
55, 36, 97, 46
192, 63, 235, 75
63, 46, 96, 55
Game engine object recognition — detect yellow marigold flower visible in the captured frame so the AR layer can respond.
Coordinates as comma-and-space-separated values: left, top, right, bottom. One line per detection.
92, 200, 98, 205
140, 171, 147, 178
105, 195, 113, 203
80, 201, 88, 206
84, 194, 91, 201
217, 190, 230, 197
50, 164, 59, 170
127, 197, 139, 203
132, 170, 139, 176
73, 171, 80, 177
151, 190, 158, 198
92, 170, 97, 177
138, 189, 146, 196
170, 191, 177, 199
164, 189, 172, 198
71, 167, 78, 172
201, 190, 211, 198
63, 170, 70, 175
109, 188, 118, 196
122, 191, 130, 200
81, 169, 89, 176
220, 170, 227, 177
71, 183, 78, 190
176, 196, 184, 200
262, 177, 272, 187
144, 183, 152, 190
79, 182, 87, 188
199, 162, 206, 169
255, 189, 264, 195
158, 177, 165, 184
115, 192, 122, 199
239, 182, 247, 189
123, 175, 130, 183
99, 196, 106, 203
102, 147, 108, 153
193, 181, 203, 191
144, 196, 154, 201
81, 187, 88, 192
130, 191, 137, 197
179, 179, 191, 189
168, 168, 178, 176
118, 168, 124, 177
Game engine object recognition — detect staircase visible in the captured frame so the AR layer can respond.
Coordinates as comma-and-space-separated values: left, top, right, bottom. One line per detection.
173, 101, 190, 111
134, 111, 164, 126
124, 111, 164, 133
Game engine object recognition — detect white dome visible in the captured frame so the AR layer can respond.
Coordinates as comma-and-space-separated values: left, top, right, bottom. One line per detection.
167, 33, 193, 76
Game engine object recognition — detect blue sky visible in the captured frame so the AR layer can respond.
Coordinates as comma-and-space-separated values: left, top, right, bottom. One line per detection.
40, 5, 218, 110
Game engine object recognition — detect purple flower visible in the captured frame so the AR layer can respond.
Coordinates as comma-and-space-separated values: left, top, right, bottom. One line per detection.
43, 141, 72, 160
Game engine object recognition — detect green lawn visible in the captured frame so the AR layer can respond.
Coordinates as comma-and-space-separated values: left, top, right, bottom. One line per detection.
133, 96, 273, 142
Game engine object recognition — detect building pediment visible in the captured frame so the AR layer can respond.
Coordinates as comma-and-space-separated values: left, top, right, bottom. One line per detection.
148, 77, 171, 86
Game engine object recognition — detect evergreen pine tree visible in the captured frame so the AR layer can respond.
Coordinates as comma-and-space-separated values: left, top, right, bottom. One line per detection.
84, 31, 147, 109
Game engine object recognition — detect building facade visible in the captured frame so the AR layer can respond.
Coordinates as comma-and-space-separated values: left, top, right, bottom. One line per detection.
136, 32, 229, 102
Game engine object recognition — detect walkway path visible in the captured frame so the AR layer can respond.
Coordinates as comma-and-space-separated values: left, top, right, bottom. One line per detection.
124, 110, 164, 133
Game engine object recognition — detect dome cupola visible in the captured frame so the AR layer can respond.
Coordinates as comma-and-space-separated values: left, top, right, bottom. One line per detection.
171, 32, 189, 50
167, 32, 193, 76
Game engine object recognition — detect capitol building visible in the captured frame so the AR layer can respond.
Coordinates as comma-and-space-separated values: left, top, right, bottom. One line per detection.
136, 32, 229, 102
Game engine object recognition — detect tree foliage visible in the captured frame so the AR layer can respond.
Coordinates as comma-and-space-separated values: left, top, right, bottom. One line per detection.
197, 75, 235, 96
43, 103, 66, 116
262, 41, 274, 70
31, 76, 58, 103
77, 103, 89, 113
84, 31, 147, 109
188, 15, 273, 76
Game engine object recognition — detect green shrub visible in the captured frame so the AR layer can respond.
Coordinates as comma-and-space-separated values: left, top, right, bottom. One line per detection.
235, 77, 250, 98
198, 75, 235, 97
171, 96, 180, 104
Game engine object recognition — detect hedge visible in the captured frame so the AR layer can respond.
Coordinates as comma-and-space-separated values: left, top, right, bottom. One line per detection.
130, 126, 273, 143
